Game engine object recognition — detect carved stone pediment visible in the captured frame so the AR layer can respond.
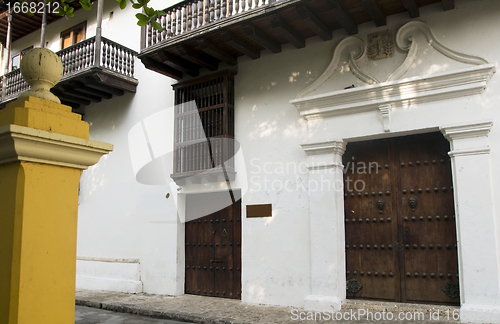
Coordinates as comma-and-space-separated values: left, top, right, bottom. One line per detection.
295, 21, 491, 100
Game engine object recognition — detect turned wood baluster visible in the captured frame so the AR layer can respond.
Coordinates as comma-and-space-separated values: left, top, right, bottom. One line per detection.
197, 0, 203, 27
130, 51, 135, 76
88, 41, 93, 68
234, 0, 239, 14
191, 2, 196, 30
203, 0, 209, 24
90, 41, 95, 66
171, 10, 176, 36
102, 41, 107, 68
186, 4, 191, 31
117, 47, 123, 73
60, 53, 66, 74
241, 0, 245, 12
166, 12, 171, 37
215, 0, 220, 20
13, 74, 17, 94
253, 0, 258, 8
121, 48, 126, 74
112, 44, 117, 71
82, 43, 88, 68
181, 6, 186, 33
126, 51, 131, 76
161, 15, 166, 40
227, 0, 232, 16
77, 44, 83, 69
147, 22, 152, 46
177, 8, 182, 34
152, 20, 158, 44
9, 75, 13, 95
247, 0, 251, 9
209, 0, 214, 22
70, 48, 76, 73
221, 0, 226, 17
107, 42, 112, 70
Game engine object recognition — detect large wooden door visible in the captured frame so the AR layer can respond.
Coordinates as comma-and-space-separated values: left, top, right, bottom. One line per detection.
185, 198, 241, 299
344, 133, 459, 304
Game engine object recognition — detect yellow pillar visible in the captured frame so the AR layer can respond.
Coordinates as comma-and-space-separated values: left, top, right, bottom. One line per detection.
0, 49, 112, 324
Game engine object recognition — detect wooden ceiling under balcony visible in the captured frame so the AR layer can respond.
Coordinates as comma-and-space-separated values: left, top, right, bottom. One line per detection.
0, 1, 83, 45
138, 0, 455, 80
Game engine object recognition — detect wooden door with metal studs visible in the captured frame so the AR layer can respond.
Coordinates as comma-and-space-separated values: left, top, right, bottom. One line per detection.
185, 199, 242, 299
344, 133, 459, 304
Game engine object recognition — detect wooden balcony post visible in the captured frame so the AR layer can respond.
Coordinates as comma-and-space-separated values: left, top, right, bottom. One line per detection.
40, 0, 47, 48
94, 0, 104, 67
3, 11, 12, 75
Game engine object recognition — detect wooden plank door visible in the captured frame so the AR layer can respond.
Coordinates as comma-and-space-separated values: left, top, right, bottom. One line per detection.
344, 133, 459, 304
397, 134, 459, 304
344, 138, 401, 301
185, 199, 241, 299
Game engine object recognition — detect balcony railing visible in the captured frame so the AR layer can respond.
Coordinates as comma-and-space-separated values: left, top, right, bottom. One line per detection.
143, 0, 287, 49
1, 36, 137, 106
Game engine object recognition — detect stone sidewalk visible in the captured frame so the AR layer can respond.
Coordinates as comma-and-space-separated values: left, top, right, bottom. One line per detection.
75, 289, 464, 324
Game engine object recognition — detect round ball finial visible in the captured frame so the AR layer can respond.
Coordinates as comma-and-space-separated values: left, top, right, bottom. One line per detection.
18, 48, 63, 103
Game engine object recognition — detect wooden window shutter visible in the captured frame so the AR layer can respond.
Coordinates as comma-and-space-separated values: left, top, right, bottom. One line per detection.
172, 71, 235, 184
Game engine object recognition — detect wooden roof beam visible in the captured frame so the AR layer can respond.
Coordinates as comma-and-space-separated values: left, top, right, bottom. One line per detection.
56, 85, 102, 102
296, 5, 332, 41
176, 45, 218, 71
197, 38, 237, 66
242, 24, 281, 54
442, 0, 455, 10
70, 81, 113, 99
269, 14, 305, 49
360, 0, 387, 27
325, 0, 358, 35
401, 0, 419, 18
221, 30, 260, 60
141, 57, 182, 80
51, 89, 92, 106
158, 50, 199, 77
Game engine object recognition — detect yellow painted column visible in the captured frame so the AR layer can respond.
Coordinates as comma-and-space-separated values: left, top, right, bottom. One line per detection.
0, 49, 112, 324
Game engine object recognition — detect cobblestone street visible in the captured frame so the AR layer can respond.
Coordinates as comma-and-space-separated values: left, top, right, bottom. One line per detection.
75, 306, 194, 324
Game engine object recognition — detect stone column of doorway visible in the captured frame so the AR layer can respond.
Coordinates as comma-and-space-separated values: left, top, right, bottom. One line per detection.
301, 140, 346, 312
440, 121, 500, 324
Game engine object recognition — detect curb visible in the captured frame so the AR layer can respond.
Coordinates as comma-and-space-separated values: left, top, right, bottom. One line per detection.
75, 298, 241, 324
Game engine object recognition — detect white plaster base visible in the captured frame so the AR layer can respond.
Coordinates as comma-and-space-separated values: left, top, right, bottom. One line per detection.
304, 295, 342, 312
76, 276, 143, 294
460, 304, 500, 324
76, 260, 142, 294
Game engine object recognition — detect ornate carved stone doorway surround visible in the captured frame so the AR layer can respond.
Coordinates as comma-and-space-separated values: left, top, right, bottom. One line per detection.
291, 21, 499, 323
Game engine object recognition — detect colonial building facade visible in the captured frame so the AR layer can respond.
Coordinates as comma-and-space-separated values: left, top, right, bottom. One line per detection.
2, 0, 499, 322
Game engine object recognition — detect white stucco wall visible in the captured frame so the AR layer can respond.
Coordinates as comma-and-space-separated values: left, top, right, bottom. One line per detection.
8, 0, 500, 320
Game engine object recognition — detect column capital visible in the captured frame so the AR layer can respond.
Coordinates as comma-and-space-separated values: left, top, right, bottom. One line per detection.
301, 139, 346, 156
440, 120, 493, 157
301, 140, 346, 171
440, 120, 493, 140
0, 124, 113, 170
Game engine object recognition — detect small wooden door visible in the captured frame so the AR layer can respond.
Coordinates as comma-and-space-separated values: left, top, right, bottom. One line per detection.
185, 198, 241, 299
344, 133, 459, 304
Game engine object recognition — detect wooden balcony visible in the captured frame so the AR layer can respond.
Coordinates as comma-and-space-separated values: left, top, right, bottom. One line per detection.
0, 36, 138, 110
138, 0, 454, 80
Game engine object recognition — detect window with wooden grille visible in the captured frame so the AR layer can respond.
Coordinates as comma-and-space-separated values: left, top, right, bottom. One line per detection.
172, 71, 235, 184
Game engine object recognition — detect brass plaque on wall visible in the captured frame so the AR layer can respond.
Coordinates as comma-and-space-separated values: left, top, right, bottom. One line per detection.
246, 204, 272, 218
